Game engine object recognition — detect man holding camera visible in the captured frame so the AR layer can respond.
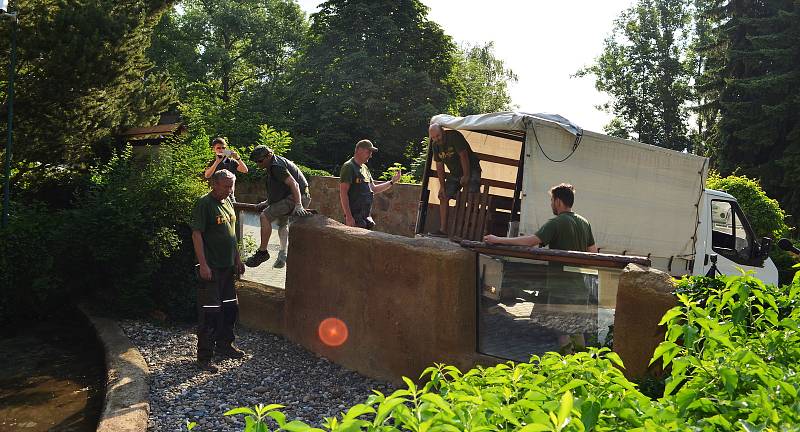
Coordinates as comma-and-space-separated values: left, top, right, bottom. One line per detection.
245, 145, 311, 269
204, 137, 249, 179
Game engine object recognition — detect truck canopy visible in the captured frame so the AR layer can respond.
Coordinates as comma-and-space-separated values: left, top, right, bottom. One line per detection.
430, 112, 708, 262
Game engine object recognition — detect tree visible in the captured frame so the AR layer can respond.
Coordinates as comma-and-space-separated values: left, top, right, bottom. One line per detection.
289, 0, 461, 172
451, 42, 518, 116
0, 0, 176, 181
148, 0, 307, 146
696, 0, 800, 227
577, 0, 693, 150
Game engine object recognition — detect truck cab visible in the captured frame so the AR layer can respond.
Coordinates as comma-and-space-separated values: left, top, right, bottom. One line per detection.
695, 189, 778, 282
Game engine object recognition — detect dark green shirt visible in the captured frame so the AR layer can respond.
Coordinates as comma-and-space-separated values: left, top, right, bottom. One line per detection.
535, 212, 595, 251
191, 193, 238, 268
339, 158, 373, 185
432, 130, 481, 178
265, 155, 309, 204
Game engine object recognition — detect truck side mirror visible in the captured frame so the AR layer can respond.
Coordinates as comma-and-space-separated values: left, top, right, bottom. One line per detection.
758, 237, 773, 259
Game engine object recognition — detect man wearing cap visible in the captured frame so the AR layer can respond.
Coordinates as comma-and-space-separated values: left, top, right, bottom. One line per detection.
245, 146, 311, 268
339, 139, 401, 229
428, 123, 482, 234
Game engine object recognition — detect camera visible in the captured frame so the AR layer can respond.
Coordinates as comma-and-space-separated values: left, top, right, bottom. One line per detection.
223, 149, 233, 157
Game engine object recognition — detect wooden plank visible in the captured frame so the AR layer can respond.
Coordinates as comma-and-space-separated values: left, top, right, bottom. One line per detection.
473, 152, 519, 167
473, 186, 490, 240
460, 240, 651, 269
426, 171, 518, 192
454, 191, 467, 238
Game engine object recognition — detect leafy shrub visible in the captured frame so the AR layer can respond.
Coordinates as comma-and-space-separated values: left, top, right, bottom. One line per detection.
379, 163, 416, 184
63, 142, 208, 318
192, 270, 800, 431
0, 202, 67, 325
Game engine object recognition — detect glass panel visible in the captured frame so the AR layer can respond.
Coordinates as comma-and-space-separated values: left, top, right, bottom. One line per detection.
478, 254, 620, 361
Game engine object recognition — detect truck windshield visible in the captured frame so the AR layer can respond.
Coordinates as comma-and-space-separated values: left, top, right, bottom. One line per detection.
711, 200, 754, 263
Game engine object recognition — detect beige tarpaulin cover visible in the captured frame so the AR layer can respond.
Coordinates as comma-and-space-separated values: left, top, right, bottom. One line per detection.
431, 112, 708, 260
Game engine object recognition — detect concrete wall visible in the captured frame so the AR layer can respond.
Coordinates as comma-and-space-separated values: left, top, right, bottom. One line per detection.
613, 264, 677, 379
235, 176, 422, 237
283, 215, 478, 382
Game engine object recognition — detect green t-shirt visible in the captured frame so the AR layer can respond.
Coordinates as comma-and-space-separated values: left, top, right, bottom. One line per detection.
339, 158, 373, 185
191, 193, 238, 268
535, 212, 596, 304
535, 212, 595, 251
431, 130, 481, 178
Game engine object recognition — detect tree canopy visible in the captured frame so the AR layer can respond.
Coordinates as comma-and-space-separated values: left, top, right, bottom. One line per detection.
0, 0, 176, 180
289, 0, 461, 172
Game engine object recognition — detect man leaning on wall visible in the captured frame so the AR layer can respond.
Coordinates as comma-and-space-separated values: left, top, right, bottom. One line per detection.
339, 139, 401, 229
244, 145, 311, 269
484, 183, 598, 353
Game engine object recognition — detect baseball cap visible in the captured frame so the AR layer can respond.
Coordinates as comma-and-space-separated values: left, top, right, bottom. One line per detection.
355, 139, 378, 152
250, 145, 273, 162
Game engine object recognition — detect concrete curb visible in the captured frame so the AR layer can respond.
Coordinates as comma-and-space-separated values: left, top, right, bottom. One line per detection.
80, 307, 150, 432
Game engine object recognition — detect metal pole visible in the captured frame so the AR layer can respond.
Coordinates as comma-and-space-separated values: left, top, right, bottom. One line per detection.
2, 14, 15, 228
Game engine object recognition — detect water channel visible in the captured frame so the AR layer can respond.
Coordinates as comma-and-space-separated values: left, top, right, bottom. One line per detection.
0, 311, 105, 431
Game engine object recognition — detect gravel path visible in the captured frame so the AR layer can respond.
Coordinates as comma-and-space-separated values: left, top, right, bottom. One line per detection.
119, 320, 392, 431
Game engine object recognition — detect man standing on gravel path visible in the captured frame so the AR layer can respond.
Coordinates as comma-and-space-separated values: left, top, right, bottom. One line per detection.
191, 169, 247, 373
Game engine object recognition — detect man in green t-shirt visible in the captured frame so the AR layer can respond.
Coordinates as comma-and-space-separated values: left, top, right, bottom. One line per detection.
484, 183, 598, 352
339, 139, 401, 229
191, 169, 247, 373
428, 123, 482, 234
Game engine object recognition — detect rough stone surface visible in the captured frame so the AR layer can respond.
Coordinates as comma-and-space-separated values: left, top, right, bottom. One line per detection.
284, 215, 478, 383
119, 320, 392, 431
82, 310, 150, 432
236, 176, 422, 237
237, 280, 285, 334
613, 263, 677, 379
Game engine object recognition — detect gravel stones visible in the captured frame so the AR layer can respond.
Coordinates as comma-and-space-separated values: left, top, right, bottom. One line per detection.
119, 320, 391, 431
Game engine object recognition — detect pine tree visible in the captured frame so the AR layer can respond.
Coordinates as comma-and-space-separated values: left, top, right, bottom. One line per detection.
0, 0, 176, 177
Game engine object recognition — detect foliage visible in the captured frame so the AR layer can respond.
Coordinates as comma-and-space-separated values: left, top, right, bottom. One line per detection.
379, 163, 415, 184
451, 42, 518, 115
577, 0, 693, 150
651, 271, 800, 429
0, 0, 176, 179
0, 202, 67, 325
290, 0, 461, 173
258, 125, 293, 157
150, 0, 307, 147
63, 141, 208, 318
190, 271, 800, 430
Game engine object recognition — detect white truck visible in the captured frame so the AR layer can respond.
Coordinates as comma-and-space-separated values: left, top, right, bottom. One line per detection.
418, 112, 778, 285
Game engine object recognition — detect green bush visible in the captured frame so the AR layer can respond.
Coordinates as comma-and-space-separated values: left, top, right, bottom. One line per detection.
63, 142, 208, 318
0, 202, 67, 325
195, 269, 800, 431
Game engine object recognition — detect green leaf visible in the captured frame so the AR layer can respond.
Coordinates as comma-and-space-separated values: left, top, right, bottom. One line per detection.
659, 307, 684, 326
342, 404, 375, 421
267, 411, 286, 427
373, 397, 408, 426
518, 424, 552, 432
579, 400, 600, 431
225, 407, 257, 416
281, 420, 316, 432
719, 368, 738, 396
556, 391, 573, 431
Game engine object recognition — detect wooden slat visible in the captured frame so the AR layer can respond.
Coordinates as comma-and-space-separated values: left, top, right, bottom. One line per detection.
454, 191, 467, 238
426, 170, 518, 192
460, 241, 651, 269
473, 186, 490, 240
473, 152, 519, 167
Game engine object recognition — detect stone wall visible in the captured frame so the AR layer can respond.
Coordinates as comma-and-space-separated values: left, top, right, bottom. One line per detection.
283, 215, 478, 382
613, 264, 677, 379
235, 176, 422, 237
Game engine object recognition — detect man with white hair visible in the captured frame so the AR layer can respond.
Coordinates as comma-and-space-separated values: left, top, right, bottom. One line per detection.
191, 169, 246, 373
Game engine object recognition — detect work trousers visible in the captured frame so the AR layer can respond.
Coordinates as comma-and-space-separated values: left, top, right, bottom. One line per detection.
196, 266, 238, 360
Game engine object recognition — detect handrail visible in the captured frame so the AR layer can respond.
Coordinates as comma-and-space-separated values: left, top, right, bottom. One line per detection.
460, 240, 651, 269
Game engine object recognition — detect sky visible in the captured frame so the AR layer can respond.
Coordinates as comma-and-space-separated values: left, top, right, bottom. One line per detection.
295, 0, 636, 132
